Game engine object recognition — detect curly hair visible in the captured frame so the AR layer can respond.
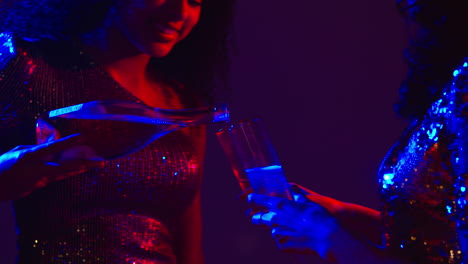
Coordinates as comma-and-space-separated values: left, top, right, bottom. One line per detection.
395, 0, 468, 119
0, 0, 236, 105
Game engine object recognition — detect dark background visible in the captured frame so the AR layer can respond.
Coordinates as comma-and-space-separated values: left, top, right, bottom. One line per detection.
0, 0, 408, 263
201, 0, 407, 263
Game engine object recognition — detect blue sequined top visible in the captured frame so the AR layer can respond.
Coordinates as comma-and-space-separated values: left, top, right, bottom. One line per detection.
0, 33, 205, 263
379, 61, 468, 263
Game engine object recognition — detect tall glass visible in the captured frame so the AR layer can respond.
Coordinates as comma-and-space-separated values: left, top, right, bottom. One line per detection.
217, 118, 304, 263
216, 118, 291, 199
36, 100, 229, 160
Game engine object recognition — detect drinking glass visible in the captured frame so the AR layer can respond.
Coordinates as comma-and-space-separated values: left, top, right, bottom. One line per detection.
216, 118, 291, 198
216, 118, 304, 263
216, 118, 304, 264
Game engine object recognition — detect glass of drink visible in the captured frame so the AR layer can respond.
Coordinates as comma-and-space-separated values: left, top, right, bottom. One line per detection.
217, 118, 305, 263
216, 118, 291, 199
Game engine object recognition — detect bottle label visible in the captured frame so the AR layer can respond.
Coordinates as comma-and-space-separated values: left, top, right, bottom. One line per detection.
49, 104, 84, 118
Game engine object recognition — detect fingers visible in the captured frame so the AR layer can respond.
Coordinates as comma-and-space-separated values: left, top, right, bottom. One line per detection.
248, 193, 287, 210
251, 211, 277, 226
58, 158, 105, 171
10, 145, 36, 151
33, 134, 86, 157
272, 227, 299, 238
45, 159, 105, 180
290, 185, 310, 203
237, 187, 253, 201
248, 193, 300, 226
272, 228, 317, 255
277, 240, 316, 255
30, 159, 105, 190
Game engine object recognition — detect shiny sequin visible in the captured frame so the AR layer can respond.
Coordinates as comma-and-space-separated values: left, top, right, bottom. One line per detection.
0, 36, 204, 263
378, 61, 468, 263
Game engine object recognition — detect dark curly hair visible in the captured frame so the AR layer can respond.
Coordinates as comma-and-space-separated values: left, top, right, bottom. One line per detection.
0, 0, 236, 106
395, 0, 468, 119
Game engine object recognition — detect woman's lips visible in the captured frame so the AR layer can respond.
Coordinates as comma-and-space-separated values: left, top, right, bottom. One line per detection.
152, 22, 181, 42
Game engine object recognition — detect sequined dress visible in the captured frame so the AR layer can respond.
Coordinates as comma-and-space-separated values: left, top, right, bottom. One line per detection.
379, 61, 468, 263
0, 33, 205, 263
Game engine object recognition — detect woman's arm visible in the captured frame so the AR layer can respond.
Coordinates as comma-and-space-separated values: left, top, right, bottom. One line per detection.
293, 184, 382, 246
0, 134, 104, 201
174, 191, 204, 264
249, 187, 413, 263
173, 125, 206, 264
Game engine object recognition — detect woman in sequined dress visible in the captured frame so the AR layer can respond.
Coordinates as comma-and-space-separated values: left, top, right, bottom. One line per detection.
0, 0, 234, 263
247, 0, 468, 263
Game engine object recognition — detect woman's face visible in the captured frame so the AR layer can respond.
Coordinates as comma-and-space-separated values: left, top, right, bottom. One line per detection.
112, 0, 202, 57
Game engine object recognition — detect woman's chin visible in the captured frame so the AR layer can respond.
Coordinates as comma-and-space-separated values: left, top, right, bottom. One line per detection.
142, 43, 175, 58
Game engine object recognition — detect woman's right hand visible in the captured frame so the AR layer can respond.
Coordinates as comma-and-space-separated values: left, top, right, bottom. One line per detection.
0, 134, 105, 200
248, 189, 341, 258
247, 185, 409, 263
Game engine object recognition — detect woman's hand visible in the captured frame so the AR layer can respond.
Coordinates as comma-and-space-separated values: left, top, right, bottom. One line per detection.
248, 187, 341, 258
0, 134, 105, 200
246, 185, 410, 263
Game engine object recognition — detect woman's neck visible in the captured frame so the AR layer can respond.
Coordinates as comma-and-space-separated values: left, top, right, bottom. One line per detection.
77, 10, 184, 109
80, 26, 152, 91
78, 26, 185, 110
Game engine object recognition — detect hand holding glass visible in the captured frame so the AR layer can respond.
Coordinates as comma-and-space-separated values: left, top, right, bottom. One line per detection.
216, 118, 291, 199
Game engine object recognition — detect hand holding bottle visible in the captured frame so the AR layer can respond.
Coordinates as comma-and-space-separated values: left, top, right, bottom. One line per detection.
37, 100, 230, 160
0, 134, 105, 200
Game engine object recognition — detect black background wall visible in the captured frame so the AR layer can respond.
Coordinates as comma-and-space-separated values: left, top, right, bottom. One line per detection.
201, 0, 407, 263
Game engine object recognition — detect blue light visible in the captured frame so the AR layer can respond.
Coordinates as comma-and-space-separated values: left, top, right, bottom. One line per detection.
454, 70, 461, 77
262, 212, 276, 222
462, 186, 466, 192
0, 33, 14, 55
246, 165, 282, 172
446, 205, 452, 214
382, 173, 394, 189
427, 127, 437, 141
464, 62, 468, 67
0, 33, 16, 71
49, 103, 84, 118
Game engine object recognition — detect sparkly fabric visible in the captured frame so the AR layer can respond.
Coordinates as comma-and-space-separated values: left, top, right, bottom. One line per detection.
0, 33, 205, 263
379, 60, 468, 263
